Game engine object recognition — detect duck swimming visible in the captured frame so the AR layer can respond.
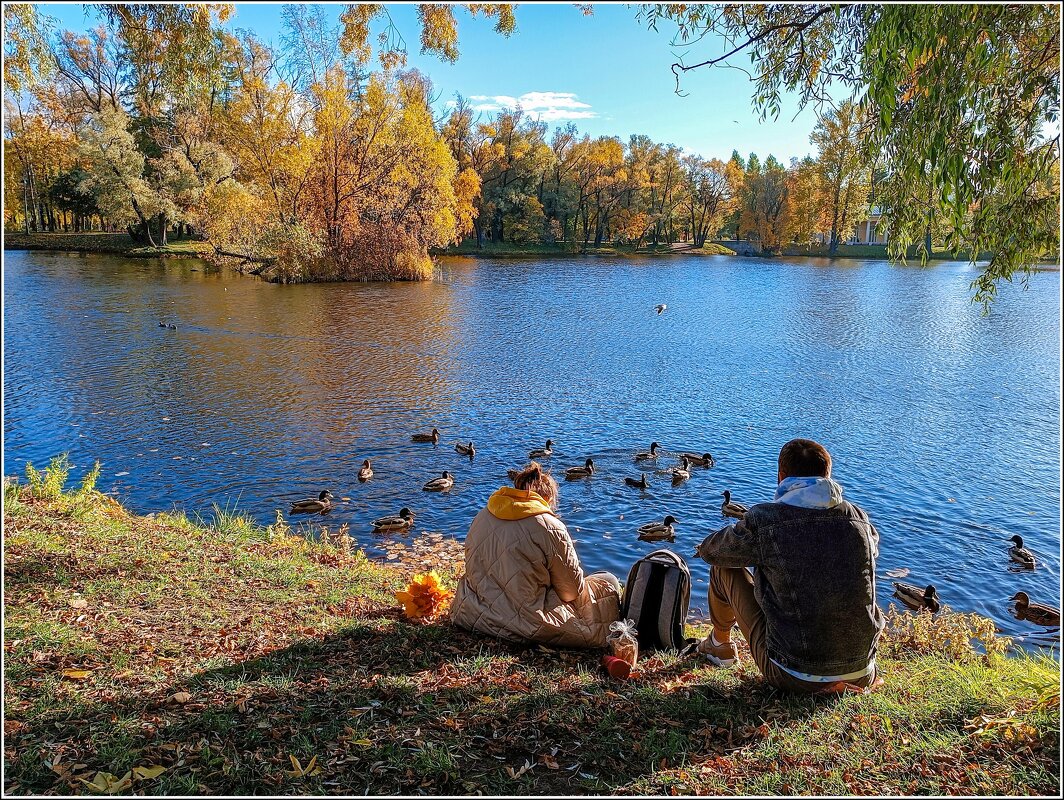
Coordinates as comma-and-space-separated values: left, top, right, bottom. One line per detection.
455, 441, 476, 458
635, 442, 660, 461
423, 471, 454, 492
669, 456, 692, 486
358, 459, 373, 482
892, 582, 940, 613
624, 473, 650, 490
372, 507, 415, 533
681, 452, 715, 468
564, 458, 595, 480
1011, 592, 1060, 627
1008, 535, 1036, 568
720, 490, 748, 519
655, 303, 667, 315
638, 514, 677, 542
412, 428, 440, 444
289, 490, 333, 516
528, 439, 554, 459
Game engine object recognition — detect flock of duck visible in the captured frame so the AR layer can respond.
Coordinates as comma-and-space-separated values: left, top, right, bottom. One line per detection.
287, 428, 1059, 629
891, 533, 1058, 627
288, 430, 730, 539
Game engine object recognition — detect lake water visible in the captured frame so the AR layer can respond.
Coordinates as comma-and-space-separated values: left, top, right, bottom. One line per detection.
4, 249, 1060, 643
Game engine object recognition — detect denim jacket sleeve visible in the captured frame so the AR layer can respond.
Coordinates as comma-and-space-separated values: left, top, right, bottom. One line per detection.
694, 517, 761, 567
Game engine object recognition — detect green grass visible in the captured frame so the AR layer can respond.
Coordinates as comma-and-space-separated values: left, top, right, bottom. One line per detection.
434, 240, 736, 258
3, 462, 1059, 795
3, 231, 211, 258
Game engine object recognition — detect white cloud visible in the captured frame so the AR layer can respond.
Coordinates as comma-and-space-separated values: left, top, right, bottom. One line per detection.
464, 91, 597, 122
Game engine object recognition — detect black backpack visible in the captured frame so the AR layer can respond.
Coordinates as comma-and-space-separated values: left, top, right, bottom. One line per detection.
620, 549, 697, 653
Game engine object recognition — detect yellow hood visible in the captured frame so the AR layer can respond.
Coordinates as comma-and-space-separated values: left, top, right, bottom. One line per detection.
487, 487, 554, 520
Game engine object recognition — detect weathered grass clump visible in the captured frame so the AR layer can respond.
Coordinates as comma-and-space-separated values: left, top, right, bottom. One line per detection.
3, 459, 1059, 796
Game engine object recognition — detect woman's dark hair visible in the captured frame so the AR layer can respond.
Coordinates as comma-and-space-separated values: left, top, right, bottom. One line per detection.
512, 460, 559, 510
778, 438, 832, 478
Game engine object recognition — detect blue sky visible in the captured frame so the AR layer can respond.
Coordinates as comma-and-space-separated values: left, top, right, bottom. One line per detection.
40, 2, 833, 163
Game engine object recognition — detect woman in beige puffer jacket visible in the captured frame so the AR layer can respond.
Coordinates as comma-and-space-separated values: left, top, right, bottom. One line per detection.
450, 462, 621, 648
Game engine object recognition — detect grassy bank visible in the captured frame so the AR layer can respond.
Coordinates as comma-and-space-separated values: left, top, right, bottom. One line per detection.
434, 241, 737, 258
3, 232, 212, 259
3, 459, 1059, 795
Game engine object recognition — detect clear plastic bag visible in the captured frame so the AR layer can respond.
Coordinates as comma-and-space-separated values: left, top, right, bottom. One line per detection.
607, 618, 639, 667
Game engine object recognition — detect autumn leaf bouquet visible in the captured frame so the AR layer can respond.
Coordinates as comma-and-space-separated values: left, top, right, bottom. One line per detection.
396, 571, 454, 621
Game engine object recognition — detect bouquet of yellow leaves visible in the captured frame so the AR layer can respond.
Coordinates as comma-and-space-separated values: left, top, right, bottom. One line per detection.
396, 571, 454, 621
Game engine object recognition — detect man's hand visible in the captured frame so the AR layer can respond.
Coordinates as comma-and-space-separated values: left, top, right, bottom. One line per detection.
694, 525, 733, 562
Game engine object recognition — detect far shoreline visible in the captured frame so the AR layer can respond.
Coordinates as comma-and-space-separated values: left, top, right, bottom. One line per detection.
4, 231, 1058, 272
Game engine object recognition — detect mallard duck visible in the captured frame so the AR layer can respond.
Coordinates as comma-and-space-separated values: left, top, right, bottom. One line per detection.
423, 470, 454, 492
638, 514, 677, 541
635, 442, 660, 461
357, 459, 373, 482
528, 439, 554, 459
721, 490, 748, 519
624, 473, 650, 490
669, 456, 692, 486
1008, 535, 1036, 568
412, 427, 440, 444
564, 458, 595, 480
1011, 592, 1060, 627
655, 303, 667, 315
372, 507, 414, 532
681, 452, 715, 468
455, 441, 476, 458
892, 582, 940, 613
289, 490, 333, 515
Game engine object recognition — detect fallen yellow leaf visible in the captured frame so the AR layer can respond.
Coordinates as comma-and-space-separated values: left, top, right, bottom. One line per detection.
80, 770, 132, 794
61, 669, 92, 680
132, 765, 167, 780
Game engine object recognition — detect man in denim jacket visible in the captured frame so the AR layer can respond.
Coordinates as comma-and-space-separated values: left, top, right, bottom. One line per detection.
694, 439, 884, 692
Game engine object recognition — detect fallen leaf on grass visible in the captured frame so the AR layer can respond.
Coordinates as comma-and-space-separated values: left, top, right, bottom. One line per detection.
286, 754, 322, 778
61, 669, 92, 680
170, 691, 192, 704
132, 765, 167, 780
69, 597, 88, 609
80, 771, 132, 795
505, 760, 534, 779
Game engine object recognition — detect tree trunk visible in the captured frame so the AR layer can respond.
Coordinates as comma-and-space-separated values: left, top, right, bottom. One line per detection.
130, 196, 158, 248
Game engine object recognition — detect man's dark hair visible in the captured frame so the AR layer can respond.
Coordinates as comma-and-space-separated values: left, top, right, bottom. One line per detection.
778, 438, 832, 478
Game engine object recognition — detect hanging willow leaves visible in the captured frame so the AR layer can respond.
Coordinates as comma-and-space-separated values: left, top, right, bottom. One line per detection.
639, 3, 1061, 308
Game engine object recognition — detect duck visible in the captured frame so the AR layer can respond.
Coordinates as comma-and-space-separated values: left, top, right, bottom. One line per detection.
289, 490, 333, 516
624, 473, 650, 490
455, 441, 476, 458
357, 459, 373, 482
411, 427, 440, 444
638, 514, 677, 542
423, 470, 454, 492
1011, 592, 1060, 627
669, 456, 692, 486
681, 452, 715, 468
1008, 535, 1036, 568
528, 439, 554, 459
564, 458, 595, 480
720, 490, 748, 519
892, 582, 940, 613
655, 303, 667, 315
372, 507, 415, 533
635, 442, 660, 461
